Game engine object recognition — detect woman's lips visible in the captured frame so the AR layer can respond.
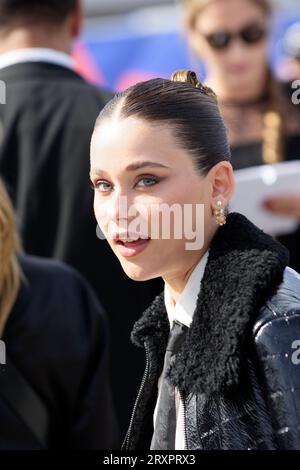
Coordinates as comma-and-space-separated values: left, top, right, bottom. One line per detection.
115, 238, 151, 257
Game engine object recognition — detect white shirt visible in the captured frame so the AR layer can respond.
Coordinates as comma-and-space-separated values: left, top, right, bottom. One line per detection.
0, 48, 74, 71
153, 250, 209, 450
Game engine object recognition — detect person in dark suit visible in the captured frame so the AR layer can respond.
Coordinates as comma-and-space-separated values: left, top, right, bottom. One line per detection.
0, 179, 118, 449
0, 0, 163, 433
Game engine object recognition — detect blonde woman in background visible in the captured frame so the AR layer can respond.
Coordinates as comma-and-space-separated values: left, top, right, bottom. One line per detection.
0, 180, 21, 338
0, 180, 118, 450
184, 0, 300, 273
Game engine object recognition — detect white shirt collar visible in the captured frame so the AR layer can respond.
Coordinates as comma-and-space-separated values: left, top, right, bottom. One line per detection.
164, 250, 209, 328
0, 48, 74, 71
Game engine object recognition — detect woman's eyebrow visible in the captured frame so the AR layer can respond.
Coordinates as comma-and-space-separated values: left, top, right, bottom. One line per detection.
125, 161, 170, 172
90, 161, 170, 178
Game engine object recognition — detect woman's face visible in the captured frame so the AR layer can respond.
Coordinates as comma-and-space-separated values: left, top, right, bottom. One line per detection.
90, 116, 233, 282
188, 0, 269, 93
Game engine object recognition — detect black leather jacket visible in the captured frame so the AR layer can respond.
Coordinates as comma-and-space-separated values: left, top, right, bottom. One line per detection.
123, 213, 300, 450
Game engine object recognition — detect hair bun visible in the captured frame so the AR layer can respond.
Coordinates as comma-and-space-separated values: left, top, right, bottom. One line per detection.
171, 69, 218, 103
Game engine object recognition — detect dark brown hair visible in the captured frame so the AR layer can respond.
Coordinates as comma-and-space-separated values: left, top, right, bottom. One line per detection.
94, 69, 231, 175
0, 0, 77, 28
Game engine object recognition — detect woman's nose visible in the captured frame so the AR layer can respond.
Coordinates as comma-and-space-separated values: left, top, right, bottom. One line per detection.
228, 39, 248, 59
106, 189, 140, 224
106, 190, 128, 222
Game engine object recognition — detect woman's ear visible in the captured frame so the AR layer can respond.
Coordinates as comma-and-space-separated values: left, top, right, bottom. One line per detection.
69, 0, 83, 39
209, 161, 235, 209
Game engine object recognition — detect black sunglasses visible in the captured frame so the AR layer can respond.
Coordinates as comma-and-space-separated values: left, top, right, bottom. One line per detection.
203, 23, 267, 50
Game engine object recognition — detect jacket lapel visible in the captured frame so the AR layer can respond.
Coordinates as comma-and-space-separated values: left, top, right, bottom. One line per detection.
131, 212, 289, 395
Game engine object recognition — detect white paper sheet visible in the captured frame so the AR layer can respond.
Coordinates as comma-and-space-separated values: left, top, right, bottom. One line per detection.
229, 161, 300, 236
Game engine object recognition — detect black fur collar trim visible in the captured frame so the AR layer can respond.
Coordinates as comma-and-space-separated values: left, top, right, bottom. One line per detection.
131, 212, 289, 395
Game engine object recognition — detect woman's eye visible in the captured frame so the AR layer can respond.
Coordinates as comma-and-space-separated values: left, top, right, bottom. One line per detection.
136, 177, 159, 188
94, 181, 112, 192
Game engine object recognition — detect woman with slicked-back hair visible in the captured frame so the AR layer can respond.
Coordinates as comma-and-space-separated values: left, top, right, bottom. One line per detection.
183, 0, 300, 274
90, 69, 300, 450
0, 180, 118, 449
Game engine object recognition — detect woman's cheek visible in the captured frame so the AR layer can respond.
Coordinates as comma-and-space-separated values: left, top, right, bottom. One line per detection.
94, 201, 109, 240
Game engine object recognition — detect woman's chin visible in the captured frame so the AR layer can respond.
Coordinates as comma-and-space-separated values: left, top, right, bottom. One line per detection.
120, 261, 158, 282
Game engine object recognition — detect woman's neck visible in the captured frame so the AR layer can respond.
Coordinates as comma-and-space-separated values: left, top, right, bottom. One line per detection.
164, 265, 195, 307
163, 252, 206, 307
206, 74, 268, 106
